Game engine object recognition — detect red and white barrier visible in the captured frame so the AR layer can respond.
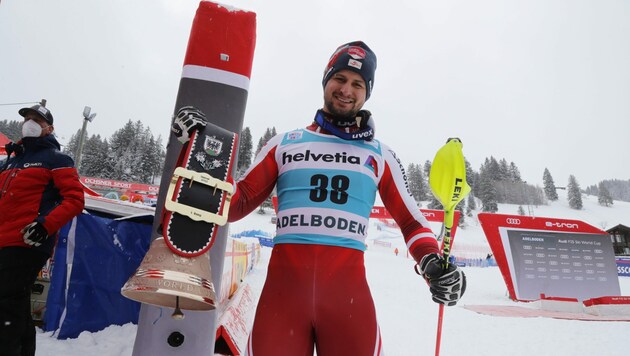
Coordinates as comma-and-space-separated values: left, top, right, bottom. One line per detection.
583, 296, 630, 316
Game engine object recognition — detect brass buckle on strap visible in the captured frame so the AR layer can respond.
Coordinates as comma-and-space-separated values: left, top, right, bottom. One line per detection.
165, 167, 233, 226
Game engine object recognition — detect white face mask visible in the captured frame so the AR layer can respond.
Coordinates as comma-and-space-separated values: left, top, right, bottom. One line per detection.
21, 120, 44, 138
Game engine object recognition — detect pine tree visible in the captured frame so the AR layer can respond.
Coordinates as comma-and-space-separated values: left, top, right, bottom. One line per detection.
427, 193, 442, 210
478, 171, 498, 213
517, 205, 526, 216
597, 182, 613, 207
465, 159, 480, 216
417, 164, 429, 202
79, 134, 112, 178
423, 160, 432, 178
465, 159, 475, 191
99, 139, 116, 179
484, 157, 501, 181
466, 193, 476, 216
588, 179, 630, 202
254, 127, 278, 212
137, 129, 164, 184
54, 119, 166, 184
0, 119, 22, 141
255, 127, 276, 156
424, 160, 442, 209
0, 120, 7, 137
152, 135, 166, 183
407, 163, 424, 205
456, 199, 466, 225
109, 120, 137, 181
543, 168, 559, 201
105, 120, 164, 183
509, 162, 522, 183
62, 129, 82, 160
584, 184, 598, 196
136, 129, 152, 183
567, 175, 583, 210
498, 158, 510, 181
237, 127, 253, 177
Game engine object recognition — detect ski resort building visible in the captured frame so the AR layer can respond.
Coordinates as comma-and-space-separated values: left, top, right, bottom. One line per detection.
608, 224, 630, 256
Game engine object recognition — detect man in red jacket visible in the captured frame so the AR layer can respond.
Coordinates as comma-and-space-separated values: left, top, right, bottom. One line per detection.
0, 104, 85, 356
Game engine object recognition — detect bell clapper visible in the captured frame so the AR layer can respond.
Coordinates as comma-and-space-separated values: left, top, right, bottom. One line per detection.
172, 296, 185, 320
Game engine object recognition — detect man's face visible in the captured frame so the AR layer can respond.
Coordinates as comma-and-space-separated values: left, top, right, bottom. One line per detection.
323, 70, 367, 118
24, 113, 52, 137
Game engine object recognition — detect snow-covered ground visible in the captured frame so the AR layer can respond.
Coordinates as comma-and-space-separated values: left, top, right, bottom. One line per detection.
35, 191, 630, 355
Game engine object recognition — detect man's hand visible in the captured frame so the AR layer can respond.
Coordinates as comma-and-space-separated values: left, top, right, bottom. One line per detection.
171, 106, 208, 144
417, 253, 466, 306
21, 222, 49, 247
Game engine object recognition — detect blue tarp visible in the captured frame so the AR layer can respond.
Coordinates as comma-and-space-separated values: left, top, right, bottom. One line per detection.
232, 229, 274, 247
44, 213, 151, 339
231, 229, 272, 238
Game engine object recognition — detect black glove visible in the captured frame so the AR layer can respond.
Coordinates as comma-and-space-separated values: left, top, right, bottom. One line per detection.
416, 253, 466, 306
5, 142, 24, 157
21, 222, 49, 247
171, 106, 207, 144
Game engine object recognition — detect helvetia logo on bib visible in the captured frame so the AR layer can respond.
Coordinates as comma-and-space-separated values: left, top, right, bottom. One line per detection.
282, 150, 360, 165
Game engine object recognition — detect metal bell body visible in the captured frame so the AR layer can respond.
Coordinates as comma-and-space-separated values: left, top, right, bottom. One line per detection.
121, 237, 216, 310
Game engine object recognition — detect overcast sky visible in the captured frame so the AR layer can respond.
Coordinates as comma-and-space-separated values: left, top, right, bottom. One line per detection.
1, 0, 629, 188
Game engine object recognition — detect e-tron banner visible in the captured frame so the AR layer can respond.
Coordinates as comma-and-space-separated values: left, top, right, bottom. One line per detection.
478, 213, 620, 301
369, 206, 461, 224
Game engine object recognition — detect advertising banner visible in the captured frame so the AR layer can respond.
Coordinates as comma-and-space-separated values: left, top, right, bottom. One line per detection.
617, 258, 630, 277
478, 213, 620, 301
370, 207, 460, 244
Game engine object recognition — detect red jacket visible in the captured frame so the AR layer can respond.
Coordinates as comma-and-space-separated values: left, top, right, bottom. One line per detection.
0, 135, 85, 254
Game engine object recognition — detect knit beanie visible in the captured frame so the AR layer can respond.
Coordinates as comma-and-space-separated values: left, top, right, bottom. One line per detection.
322, 41, 377, 100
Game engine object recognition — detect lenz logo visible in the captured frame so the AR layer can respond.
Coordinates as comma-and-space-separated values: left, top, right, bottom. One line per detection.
545, 221, 579, 229
506, 218, 521, 225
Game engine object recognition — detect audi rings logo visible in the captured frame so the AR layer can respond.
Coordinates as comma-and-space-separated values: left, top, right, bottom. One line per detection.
506, 218, 521, 225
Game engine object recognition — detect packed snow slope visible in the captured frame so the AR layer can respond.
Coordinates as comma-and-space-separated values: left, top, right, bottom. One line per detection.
36, 191, 630, 355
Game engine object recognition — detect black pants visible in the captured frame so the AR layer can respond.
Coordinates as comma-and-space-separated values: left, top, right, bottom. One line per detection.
0, 247, 49, 356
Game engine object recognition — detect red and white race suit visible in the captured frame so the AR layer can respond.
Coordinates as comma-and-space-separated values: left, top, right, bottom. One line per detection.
229, 123, 438, 355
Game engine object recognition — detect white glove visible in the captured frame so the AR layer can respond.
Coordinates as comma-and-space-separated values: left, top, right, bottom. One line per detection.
171, 106, 207, 144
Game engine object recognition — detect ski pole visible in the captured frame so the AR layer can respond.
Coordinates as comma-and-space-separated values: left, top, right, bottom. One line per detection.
428, 138, 471, 356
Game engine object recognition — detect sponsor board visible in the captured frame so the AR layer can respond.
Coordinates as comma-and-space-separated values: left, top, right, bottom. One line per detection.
478, 213, 621, 302
617, 258, 630, 277
80, 176, 160, 193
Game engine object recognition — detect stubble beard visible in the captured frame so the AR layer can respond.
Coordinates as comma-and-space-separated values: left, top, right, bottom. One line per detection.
323, 98, 359, 120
